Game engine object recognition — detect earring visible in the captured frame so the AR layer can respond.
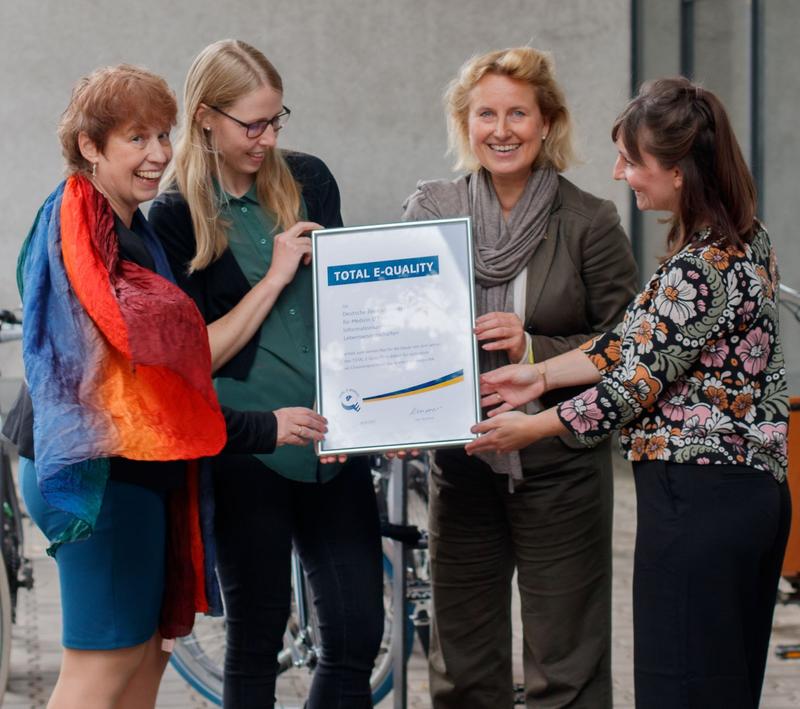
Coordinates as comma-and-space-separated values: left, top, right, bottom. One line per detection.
91, 162, 97, 177
542, 134, 547, 141
203, 126, 211, 133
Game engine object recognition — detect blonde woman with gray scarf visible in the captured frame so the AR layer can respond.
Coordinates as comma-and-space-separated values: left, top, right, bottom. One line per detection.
402, 47, 638, 709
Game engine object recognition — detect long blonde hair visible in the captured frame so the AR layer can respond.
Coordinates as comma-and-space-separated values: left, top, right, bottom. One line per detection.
164, 39, 301, 272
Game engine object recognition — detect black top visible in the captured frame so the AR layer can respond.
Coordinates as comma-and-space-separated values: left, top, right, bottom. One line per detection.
3, 213, 279, 490
117, 215, 156, 270
149, 150, 343, 381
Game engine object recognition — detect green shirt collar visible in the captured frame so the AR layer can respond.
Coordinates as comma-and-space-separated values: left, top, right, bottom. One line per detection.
214, 179, 260, 205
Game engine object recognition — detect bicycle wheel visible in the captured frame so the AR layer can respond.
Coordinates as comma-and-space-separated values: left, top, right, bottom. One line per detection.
0, 445, 27, 622
0, 559, 12, 706
368, 547, 415, 705
169, 613, 225, 704
169, 607, 325, 708
170, 550, 411, 707
169, 612, 320, 708
399, 462, 431, 657
0, 447, 13, 705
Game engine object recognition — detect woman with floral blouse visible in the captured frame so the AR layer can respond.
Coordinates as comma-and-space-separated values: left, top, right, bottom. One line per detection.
467, 77, 790, 709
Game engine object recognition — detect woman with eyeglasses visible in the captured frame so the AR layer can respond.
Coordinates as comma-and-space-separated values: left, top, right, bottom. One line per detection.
150, 39, 383, 709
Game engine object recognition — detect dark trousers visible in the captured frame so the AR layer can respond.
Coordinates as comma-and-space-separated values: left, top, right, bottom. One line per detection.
428, 446, 614, 709
632, 462, 791, 709
213, 455, 384, 709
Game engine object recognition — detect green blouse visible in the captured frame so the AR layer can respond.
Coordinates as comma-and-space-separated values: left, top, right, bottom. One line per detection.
214, 185, 340, 483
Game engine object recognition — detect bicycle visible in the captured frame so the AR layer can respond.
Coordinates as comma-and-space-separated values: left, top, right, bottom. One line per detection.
0, 308, 34, 704
170, 455, 431, 707
173, 284, 800, 701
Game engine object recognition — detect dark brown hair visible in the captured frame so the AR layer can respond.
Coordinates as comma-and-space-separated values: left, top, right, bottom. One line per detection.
58, 64, 177, 175
612, 76, 757, 255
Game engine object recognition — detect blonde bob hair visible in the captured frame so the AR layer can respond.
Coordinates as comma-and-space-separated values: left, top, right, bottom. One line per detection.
445, 47, 575, 174
164, 39, 301, 272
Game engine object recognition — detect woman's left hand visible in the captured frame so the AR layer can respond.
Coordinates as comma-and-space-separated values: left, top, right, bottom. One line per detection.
475, 312, 526, 362
479, 363, 546, 414
465, 411, 538, 454
275, 407, 328, 447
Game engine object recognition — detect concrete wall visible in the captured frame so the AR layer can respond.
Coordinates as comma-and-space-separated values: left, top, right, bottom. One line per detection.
687, 0, 799, 391
635, 0, 680, 276
0, 0, 631, 399
633, 0, 799, 392
764, 1, 800, 392
694, 0, 752, 161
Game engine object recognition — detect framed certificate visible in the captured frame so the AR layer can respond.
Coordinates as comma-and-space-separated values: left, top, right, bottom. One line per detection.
312, 218, 480, 455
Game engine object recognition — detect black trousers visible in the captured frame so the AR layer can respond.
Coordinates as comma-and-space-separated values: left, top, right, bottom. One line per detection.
632, 462, 791, 709
213, 455, 384, 709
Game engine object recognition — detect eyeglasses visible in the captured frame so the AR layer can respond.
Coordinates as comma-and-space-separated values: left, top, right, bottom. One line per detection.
208, 104, 291, 138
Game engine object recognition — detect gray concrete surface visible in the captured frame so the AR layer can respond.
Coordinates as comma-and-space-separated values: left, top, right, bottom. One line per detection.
4, 453, 799, 708
632, 0, 800, 393
0, 0, 631, 394
3, 2, 797, 401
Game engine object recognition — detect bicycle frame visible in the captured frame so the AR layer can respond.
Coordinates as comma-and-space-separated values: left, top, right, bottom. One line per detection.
0, 308, 28, 704
277, 552, 320, 674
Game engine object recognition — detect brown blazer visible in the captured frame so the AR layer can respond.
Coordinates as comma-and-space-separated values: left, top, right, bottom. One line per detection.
403, 174, 639, 468
524, 178, 639, 463
524, 177, 638, 362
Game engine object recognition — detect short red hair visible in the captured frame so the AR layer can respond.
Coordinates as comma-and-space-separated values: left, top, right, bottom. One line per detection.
58, 64, 177, 174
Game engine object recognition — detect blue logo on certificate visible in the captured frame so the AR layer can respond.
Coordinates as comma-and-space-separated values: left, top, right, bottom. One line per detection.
328, 256, 439, 286
339, 389, 362, 413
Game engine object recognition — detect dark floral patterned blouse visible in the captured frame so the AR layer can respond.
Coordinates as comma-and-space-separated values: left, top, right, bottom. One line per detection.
556, 225, 789, 482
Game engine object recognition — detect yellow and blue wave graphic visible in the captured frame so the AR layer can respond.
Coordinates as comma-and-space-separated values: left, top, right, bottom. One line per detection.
364, 369, 464, 403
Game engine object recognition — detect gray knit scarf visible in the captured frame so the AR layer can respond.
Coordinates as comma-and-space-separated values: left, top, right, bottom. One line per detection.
468, 166, 559, 484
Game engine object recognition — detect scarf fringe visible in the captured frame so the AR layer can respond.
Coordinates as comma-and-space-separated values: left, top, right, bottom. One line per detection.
46, 518, 92, 558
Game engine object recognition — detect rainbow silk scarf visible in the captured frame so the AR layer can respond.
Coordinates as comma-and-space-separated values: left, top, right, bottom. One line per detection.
20, 174, 227, 635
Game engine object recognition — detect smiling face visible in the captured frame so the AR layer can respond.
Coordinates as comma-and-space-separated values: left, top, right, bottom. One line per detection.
613, 135, 683, 214
83, 122, 172, 225
467, 73, 549, 186
199, 84, 283, 196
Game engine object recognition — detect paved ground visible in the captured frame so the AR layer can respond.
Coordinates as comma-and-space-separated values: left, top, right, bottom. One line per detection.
3, 454, 800, 708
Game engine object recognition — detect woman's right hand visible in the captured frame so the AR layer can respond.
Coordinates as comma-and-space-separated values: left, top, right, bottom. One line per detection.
275, 407, 328, 447
479, 363, 547, 415
474, 311, 527, 362
265, 221, 322, 288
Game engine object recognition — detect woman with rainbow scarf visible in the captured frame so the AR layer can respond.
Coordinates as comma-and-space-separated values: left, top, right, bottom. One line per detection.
6, 64, 327, 708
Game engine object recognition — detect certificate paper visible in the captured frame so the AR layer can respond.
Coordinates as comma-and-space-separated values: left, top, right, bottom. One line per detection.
312, 218, 480, 455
